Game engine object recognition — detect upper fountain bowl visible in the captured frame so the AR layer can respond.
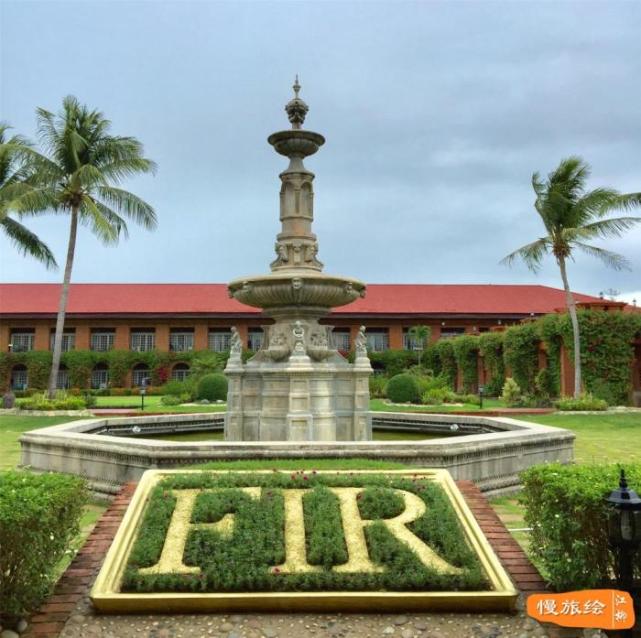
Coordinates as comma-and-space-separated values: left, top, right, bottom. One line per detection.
268, 129, 325, 159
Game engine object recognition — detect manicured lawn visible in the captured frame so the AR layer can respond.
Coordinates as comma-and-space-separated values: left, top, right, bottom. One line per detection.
517, 412, 641, 464
0, 415, 83, 470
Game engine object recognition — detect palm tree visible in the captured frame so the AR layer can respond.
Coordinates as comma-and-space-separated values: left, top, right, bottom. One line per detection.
502, 157, 641, 398
28, 96, 157, 397
407, 325, 431, 367
0, 124, 57, 268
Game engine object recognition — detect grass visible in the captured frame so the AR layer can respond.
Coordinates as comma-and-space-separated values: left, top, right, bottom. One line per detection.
517, 412, 641, 464
55, 500, 107, 578
0, 415, 83, 471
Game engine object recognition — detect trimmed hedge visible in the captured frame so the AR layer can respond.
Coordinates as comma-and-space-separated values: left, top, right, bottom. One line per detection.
0, 471, 86, 619
196, 373, 228, 401
521, 463, 641, 591
386, 373, 421, 403
123, 472, 487, 593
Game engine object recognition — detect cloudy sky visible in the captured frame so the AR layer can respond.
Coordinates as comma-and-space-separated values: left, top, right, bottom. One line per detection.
1, 0, 640, 302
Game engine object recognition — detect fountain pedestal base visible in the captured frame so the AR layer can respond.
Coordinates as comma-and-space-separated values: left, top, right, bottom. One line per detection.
224, 353, 372, 441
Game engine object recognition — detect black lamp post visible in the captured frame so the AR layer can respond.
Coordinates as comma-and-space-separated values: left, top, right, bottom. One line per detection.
605, 469, 641, 596
478, 385, 485, 410
140, 377, 148, 411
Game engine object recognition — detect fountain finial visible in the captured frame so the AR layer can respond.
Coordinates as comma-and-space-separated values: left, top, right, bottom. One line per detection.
285, 75, 308, 129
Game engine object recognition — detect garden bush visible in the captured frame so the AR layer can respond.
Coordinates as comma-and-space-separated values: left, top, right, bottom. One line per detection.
0, 471, 86, 619
421, 387, 448, 405
368, 374, 388, 398
160, 395, 183, 406
521, 463, 641, 591
163, 379, 193, 399
554, 393, 608, 411
20, 392, 87, 411
196, 373, 228, 401
500, 377, 522, 407
386, 373, 421, 403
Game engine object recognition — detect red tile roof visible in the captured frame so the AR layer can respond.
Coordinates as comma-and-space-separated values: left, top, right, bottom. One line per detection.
0, 283, 603, 317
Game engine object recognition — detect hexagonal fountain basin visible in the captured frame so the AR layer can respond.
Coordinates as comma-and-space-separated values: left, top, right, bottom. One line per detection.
20, 411, 574, 497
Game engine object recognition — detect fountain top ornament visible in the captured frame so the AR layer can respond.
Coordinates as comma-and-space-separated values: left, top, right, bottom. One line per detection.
227, 78, 366, 321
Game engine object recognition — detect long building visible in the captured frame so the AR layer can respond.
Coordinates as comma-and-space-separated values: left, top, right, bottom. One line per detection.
0, 282, 606, 355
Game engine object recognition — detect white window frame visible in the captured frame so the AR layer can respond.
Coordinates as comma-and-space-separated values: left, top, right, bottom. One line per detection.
91, 331, 115, 351
91, 367, 109, 389
132, 367, 151, 386
130, 331, 155, 352
332, 330, 350, 352
440, 327, 466, 339
171, 365, 190, 381
366, 329, 389, 352
11, 367, 28, 390
208, 329, 231, 352
10, 332, 34, 352
50, 331, 75, 352
56, 368, 70, 389
169, 331, 194, 352
247, 329, 264, 351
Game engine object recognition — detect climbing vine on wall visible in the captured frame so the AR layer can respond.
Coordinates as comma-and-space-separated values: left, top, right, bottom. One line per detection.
502, 323, 540, 392
478, 332, 505, 396
434, 340, 457, 389
537, 314, 563, 397
560, 311, 641, 405
452, 335, 480, 393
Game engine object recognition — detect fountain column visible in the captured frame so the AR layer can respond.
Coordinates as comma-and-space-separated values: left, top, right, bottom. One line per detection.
225, 79, 372, 442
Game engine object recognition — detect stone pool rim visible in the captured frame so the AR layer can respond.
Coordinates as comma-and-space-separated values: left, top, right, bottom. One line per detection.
20, 411, 574, 497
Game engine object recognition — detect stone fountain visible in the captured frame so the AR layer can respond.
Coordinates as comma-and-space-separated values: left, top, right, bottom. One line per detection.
224, 79, 373, 442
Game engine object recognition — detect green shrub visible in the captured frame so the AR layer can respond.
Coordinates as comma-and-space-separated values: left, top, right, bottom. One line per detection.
368, 350, 417, 377
368, 374, 388, 398
160, 395, 183, 406
386, 373, 421, 403
0, 471, 86, 618
163, 379, 191, 398
455, 393, 478, 405
422, 387, 448, 405
521, 463, 641, 591
20, 392, 87, 411
196, 373, 228, 401
555, 393, 608, 411
500, 377, 522, 407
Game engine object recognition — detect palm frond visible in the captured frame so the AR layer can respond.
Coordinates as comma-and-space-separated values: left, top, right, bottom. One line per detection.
500, 237, 550, 272
0, 215, 57, 268
571, 216, 641, 241
573, 242, 631, 271
96, 186, 157, 229
79, 196, 121, 244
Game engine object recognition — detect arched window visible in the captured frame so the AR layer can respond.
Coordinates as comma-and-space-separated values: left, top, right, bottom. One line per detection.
132, 364, 150, 387
56, 364, 70, 389
91, 363, 109, 389
171, 363, 190, 382
10, 365, 28, 390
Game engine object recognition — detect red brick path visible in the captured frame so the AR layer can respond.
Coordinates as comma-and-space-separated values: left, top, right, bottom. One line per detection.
22, 480, 546, 638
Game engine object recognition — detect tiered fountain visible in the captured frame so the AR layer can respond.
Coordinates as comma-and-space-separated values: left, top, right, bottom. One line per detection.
225, 79, 373, 441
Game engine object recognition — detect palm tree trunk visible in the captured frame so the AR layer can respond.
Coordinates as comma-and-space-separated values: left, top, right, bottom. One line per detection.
558, 256, 582, 399
47, 208, 78, 398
